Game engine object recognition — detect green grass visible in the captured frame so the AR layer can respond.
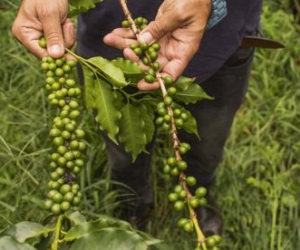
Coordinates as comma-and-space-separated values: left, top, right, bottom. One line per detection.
216, 7, 300, 249
1, 1, 300, 249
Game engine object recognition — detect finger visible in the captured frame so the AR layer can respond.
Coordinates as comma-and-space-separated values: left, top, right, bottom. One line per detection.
123, 48, 140, 62
123, 48, 149, 71
62, 18, 75, 49
139, 9, 182, 44
137, 80, 160, 91
40, 12, 65, 58
161, 58, 188, 82
11, 18, 46, 58
103, 32, 136, 50
110, 27, 136, 38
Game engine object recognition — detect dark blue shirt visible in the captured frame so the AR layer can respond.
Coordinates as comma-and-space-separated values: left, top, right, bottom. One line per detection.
77, 0, 263, 83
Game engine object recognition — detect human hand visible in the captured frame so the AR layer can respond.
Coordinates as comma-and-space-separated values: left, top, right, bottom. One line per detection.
104, 0, 211, 90
11, 0, 75, 58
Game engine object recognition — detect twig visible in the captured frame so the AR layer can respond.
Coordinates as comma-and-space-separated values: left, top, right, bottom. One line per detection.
293, 0, 300, 15
118, 0, 207, 247
119, 0, 139, 35
51, 215, 63, 250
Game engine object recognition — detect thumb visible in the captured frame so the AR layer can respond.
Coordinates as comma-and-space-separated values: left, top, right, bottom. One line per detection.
139, 12, 181, 44
41, 15, 65, 58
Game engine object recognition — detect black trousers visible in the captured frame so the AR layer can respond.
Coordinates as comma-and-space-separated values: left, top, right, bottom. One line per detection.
77, 44, 254, 208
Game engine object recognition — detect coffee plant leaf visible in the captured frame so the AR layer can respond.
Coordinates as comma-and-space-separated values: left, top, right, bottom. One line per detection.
82, 64, 96, 112
65, 211, 87, 226
172, 76, 196, 91
181, 109, 200, 139
64, 216, 133, 242
135, 231, 163, 246
69, 229, 149, 250
111, 57, 143, 77
118, 103, 148, 161
139, 104, 155, 145
172, 103, 200, 139
88, 56, 128, 88
0, 222, 52, 244
0, 236, 36, 250
68, 0, 104, 18
94, 77, 121, 144
137, 93, 161, 106
173, 82, 214, 104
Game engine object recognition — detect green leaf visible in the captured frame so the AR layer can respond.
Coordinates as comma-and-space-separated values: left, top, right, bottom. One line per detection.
82, 65, 96, 112
94, 77, 121, 143
135, 231, 163, 246
180, 109, 200, 139
68, 0, 104, 18
0, 236, 36, 250
111, 58, 143, 76
88, 57, 128, 88
114, 91, 125, 111
135, 93, 161, 106
173, 104, 200, 139
0, 222, 52, 244
64, 216, 133, 242
118, 104, 147, 161
172, 76, 196, 91
173, 82, 213, 104
139, 104, 155, 145
70, 229, 148, 250
65, 211, 87, 226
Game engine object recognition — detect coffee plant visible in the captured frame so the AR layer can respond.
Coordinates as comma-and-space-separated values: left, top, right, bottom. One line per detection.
0, 0, 223, 249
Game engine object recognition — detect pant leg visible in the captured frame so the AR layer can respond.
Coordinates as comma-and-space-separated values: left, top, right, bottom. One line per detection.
101, 130, 155, 207
179, 47, 255, 189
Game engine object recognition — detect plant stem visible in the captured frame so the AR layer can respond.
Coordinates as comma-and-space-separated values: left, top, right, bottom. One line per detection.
118, 0, 208, 248
270, 188, 279, 250
119, 0, 139, 35
51, 215, 64, 250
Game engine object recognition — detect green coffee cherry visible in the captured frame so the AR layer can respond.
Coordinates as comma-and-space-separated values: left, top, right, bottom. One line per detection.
173, 200, 185, 211
163, 76, 174, 85
121, 20, 130, 28
195, 187, 207, 198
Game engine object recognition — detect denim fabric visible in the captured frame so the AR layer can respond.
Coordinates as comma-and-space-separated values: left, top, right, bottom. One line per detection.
180, 47, 254, 189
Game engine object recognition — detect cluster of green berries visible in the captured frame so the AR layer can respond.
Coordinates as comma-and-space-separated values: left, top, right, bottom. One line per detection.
122, 18, 187, 131
122, 17, 164, 85
155, 97, 190, 131
195, 235, 223, 250
168, 184, 207, 213
169, 182, 224, 248
163, 148, 190, 176
122, 18, 222, 248
39, 39, 85, 215
121, 16, 149, 30
130, 41, 161, 84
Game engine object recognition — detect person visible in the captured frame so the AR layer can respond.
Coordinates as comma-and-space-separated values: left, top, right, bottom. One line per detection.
12, 0, 264, 236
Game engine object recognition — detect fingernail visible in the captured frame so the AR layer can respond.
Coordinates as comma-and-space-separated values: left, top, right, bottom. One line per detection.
49, 45, 62, 57
139, 32, 154, 44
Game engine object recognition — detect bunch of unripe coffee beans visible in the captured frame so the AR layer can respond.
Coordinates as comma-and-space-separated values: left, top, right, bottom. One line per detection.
195, 235, 223, 250
39, 37, 86, 215
121, 16, 223, 249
